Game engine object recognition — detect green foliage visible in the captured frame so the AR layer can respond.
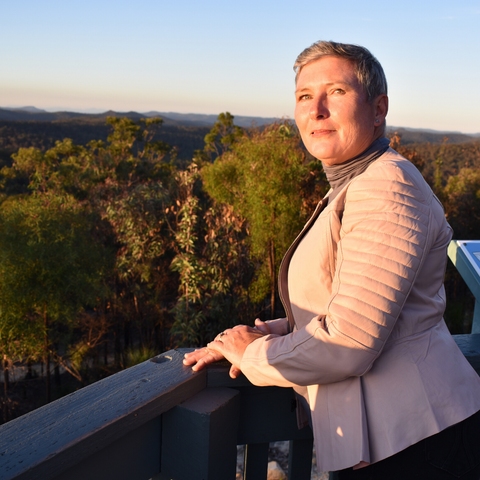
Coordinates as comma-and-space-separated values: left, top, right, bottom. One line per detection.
169, 163, 253, 346
125, 346, 158, 367
102, 182, 170, 283
0, 193, 112, 362
443, 167, 480, 239
406, 140, 480, 184
169, 165, 205, 345
0, 117, 178, 376
195, 112, 243, 163
202, 121, 312, 314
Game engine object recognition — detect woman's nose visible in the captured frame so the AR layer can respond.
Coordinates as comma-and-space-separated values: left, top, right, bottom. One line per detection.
309, 98, 328, 120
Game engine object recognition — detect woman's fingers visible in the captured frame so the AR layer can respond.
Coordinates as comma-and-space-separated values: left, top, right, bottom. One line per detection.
207, 326, 265, 371
184, 323, 266, 375
254, 318, 271, 334
183, 347, 224, 371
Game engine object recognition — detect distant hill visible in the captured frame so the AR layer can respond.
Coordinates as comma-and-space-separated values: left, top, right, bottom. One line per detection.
1, 107, 478, 144
386, 126, 479, 145
141, 111, 279, 128
1, 106, 479, 163
0, 117, 210, 165
3, 106, 48, 114
0, 107, 278, 128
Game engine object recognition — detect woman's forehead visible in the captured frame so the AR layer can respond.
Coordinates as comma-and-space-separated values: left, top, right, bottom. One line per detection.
296, 56, 359, 89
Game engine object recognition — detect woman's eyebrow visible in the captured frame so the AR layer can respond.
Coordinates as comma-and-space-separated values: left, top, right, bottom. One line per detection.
296, 80, 352, 92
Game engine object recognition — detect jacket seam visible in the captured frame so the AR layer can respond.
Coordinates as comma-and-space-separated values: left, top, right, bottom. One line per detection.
336, 274, 409, 297
339, 254, 415, 280
341, 232, 426, 255
330, 299, 393, 334
344, 215, 429, 233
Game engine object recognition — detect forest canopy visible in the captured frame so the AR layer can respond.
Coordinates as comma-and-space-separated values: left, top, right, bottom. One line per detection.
1, 113, 479, 422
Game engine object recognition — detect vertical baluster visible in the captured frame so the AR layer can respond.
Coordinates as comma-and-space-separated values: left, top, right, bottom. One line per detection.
288, 438, 314, 479
243, 443, 269, 480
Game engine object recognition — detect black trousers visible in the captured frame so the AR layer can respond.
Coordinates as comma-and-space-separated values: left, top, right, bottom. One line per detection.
332, 410, 480, 480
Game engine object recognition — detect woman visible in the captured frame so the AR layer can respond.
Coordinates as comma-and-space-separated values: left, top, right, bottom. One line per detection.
184, 41, 480, 478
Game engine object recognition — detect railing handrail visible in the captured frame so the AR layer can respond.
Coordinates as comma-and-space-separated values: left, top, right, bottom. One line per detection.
2, 336, 480, 479
0, 349, 204, 480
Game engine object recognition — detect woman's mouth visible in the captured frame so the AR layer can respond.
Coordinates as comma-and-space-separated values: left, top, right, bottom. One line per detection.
311, 129, 335, 137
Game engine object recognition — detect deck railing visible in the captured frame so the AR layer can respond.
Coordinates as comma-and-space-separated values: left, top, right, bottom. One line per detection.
2, 240, 480, 480
0, 349, 314, 480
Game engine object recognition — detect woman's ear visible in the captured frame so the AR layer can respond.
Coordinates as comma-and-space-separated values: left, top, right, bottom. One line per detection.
374, 94, 389, 125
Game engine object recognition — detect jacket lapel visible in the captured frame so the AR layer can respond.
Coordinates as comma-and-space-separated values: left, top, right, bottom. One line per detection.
278, 196, 330, 332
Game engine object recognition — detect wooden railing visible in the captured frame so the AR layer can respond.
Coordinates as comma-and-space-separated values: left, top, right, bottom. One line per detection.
2, 339, 480, 480
2, 240, 480, 480
0, 349, 313, 480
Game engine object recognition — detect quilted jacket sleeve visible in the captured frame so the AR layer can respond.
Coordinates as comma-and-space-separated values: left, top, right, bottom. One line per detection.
241, 158, 450, 387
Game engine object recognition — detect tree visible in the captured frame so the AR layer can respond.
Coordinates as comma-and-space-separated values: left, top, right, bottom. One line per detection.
169, 165, 253, 347
443, 167, 480, 240
194, 112, 243, 163
2, 117, 178, 364
202, 121, 321, 317
0, 193, 113, 402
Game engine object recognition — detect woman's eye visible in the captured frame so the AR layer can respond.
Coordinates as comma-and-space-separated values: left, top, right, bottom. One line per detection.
333, 88, 345, 95
298, 94, 312, 101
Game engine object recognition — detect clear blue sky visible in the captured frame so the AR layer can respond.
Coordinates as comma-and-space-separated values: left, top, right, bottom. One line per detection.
1, 0, 479, 133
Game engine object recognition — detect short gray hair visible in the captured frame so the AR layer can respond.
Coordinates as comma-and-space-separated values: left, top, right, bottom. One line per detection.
294, 41, 388, 103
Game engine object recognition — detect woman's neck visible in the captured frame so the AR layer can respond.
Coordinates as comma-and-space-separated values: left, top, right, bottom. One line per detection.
322, 137, 391, 200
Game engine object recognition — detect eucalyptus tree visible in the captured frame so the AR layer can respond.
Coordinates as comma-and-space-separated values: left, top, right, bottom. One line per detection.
0, 193, 112, 402
1, 117, 178, 366
194, 112, 243, 163
169, 164, 252, 347
202, 121, 319, 317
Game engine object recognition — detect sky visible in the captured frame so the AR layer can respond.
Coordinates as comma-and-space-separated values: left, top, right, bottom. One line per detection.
1, 0, 479, 134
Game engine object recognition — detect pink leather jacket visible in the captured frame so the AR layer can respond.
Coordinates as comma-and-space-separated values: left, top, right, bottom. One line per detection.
241, 148, 480, 471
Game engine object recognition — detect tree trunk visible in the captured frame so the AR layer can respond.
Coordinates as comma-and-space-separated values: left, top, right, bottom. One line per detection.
269, 239, 276, 318
3, 355, 9, 400
26, 360, 33, 380
2, 356, 10, 423
54, 363, 61, 386
53, 343, 61, 386
104, 338, 108, 366
44, 304, 51, 404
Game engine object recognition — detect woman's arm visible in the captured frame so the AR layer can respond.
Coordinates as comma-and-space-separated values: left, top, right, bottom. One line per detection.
240, 160, 450, 387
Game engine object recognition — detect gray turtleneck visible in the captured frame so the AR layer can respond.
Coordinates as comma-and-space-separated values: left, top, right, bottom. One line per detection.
322, 137, 391, 202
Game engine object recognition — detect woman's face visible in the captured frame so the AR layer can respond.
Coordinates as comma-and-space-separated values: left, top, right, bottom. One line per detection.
294, 56, 387, 166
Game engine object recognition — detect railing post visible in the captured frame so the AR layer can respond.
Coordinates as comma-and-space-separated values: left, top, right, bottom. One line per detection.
159, 386, 240, 480
448, 240, 480, 332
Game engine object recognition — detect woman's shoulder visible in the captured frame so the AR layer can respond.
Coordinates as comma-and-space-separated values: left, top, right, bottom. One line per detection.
348, 147, 433, 206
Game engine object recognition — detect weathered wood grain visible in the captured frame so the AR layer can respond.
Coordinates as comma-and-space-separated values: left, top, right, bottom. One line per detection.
0, 349, 204, 480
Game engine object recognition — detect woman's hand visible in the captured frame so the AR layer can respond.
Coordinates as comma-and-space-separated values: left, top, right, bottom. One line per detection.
183, 320, 270, 378
208, 325, 266, 378
183, 347, 227, 372
183, 328, 245, 377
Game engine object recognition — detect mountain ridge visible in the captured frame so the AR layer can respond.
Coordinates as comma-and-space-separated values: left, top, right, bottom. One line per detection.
0, 107, 478, 143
